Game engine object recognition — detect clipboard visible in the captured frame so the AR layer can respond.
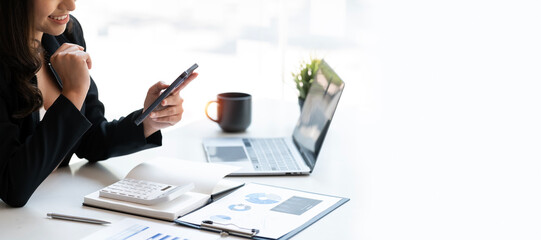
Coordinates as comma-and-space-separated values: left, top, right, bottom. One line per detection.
174, 183, 349, 240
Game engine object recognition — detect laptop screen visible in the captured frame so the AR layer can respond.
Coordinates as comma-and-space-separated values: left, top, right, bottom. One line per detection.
292, 60, 345, 169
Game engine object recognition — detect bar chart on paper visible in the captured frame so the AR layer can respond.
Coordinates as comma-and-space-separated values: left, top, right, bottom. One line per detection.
82, 218, 218, 240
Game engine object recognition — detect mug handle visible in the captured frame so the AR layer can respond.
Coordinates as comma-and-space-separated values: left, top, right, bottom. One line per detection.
205, 100, 219, 122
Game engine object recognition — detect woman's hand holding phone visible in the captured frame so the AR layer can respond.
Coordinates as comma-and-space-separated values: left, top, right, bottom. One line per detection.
142, 72, 198, 138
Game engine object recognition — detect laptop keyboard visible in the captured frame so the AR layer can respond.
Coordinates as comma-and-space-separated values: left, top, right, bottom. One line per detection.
243, 138, 300, 171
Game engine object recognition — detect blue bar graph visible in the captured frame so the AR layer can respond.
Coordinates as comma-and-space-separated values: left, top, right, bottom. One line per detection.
146, 233, 162, 240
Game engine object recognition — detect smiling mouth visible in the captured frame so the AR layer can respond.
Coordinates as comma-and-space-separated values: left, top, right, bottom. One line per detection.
48, 15, 68, 21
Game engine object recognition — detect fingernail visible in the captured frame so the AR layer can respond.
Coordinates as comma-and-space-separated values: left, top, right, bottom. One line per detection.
150, 113, 155, 118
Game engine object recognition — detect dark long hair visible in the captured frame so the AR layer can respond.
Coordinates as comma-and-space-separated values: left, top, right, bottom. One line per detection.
0, 0, 43, 118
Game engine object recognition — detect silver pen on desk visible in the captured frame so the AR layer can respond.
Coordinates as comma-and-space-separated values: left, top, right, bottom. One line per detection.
47, 213, 111, 225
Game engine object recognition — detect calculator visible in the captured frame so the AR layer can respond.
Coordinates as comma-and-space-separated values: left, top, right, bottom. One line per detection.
99, 178, 195, 205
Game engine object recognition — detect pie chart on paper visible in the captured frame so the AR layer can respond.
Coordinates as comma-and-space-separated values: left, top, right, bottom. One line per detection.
245, 193, 282, 204
210, 215, 232, 222
228, 204, 252, 211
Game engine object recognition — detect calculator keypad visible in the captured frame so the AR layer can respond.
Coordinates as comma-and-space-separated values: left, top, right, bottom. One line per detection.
99, 178, 194, 205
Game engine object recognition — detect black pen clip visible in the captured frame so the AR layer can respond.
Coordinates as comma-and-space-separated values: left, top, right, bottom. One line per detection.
47, 62, 63, 89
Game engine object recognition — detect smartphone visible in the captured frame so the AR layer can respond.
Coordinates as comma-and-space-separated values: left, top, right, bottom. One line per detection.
134, 63, 198, 126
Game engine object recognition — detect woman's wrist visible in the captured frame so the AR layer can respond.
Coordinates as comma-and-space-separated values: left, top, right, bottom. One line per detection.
62, 91, 85, 110
143, 122, 159, 138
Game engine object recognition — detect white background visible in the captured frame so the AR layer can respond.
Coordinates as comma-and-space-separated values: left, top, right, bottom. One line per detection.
70, 0, 541, 239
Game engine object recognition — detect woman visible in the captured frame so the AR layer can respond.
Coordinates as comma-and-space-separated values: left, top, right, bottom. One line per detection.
0, 0, 198, 207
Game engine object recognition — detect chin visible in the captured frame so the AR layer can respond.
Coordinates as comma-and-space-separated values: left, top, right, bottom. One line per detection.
40, 24, 68, 36
49, 27, 68, 36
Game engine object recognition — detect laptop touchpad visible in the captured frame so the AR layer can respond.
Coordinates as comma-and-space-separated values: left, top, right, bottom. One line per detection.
207, 146, 248, 162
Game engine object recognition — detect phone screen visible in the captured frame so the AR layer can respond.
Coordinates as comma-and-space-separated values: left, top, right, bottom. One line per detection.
134, 63, 198, 126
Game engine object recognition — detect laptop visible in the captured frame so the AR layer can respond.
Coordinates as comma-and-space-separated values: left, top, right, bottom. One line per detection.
202, 59, 345, 175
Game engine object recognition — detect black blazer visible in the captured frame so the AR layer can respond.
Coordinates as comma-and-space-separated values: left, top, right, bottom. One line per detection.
0, 16, 162, 207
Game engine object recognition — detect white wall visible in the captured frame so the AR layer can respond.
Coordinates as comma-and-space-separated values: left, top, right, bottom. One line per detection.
73, 0, 361, 126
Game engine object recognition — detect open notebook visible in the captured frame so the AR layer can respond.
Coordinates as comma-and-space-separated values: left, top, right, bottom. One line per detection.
83, 159, 243, 221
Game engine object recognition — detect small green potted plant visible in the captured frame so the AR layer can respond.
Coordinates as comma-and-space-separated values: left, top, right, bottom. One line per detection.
292, 57, 321, 109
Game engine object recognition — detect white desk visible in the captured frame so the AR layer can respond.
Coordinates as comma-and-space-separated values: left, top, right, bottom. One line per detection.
0, 99, 359, 239
3, 86, 541, 240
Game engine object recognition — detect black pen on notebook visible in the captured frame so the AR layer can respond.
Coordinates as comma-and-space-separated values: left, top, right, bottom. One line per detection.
47, 213, 111, 225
